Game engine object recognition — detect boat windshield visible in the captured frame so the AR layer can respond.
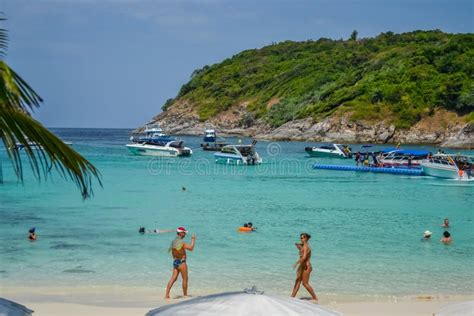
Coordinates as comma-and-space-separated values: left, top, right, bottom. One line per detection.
237, 146, 255, 157
221, 146, 238, 154
169, 141, 184, 149
320, 145, 336, 150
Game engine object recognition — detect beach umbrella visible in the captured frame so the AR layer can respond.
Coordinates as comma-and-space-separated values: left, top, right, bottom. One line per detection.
146, 287, 342, 316
0, 298, 34, 316
434, 300, 474, 316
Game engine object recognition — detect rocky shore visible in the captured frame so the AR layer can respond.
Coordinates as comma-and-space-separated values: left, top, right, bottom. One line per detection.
140, 101, 473, 149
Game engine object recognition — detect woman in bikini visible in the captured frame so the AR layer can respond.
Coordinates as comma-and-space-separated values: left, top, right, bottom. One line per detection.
165, 227, 196, 299
291, 232, 318, 301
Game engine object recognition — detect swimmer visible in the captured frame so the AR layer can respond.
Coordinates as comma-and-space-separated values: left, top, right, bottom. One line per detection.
247, 222, 257, 231
139, 227, 173, 234
28, 227, 37, 241
442, 218, 449, 228
182, 186, 186, 191
440, 231, 452, 244
422, 230, 432, 240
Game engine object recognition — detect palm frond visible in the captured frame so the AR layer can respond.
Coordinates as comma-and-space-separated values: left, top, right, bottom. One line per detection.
0, 61, 43, 112
0, 14, 100, 199
0, 105, 102, 198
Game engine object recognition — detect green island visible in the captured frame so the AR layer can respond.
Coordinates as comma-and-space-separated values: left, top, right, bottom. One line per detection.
162, 30, 473, 130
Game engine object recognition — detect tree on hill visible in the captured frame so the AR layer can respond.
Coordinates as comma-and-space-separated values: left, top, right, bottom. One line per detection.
350, 30, 358, 41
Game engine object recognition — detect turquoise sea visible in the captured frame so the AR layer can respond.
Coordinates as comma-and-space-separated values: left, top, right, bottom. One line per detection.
0, 128, 473, 301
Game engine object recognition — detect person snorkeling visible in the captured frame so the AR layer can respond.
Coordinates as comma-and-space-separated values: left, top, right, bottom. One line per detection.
139, 227, 173, 234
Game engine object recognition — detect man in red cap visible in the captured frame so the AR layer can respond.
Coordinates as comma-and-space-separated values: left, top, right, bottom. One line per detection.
165, 227, 196, 299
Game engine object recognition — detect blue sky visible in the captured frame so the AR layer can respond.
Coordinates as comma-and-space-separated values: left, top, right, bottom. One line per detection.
2, 0, 473, 128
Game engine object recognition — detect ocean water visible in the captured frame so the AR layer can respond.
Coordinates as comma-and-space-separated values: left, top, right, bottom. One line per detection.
0, 128, 473, 300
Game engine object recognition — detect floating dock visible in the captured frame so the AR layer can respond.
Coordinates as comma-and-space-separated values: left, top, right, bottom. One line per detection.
312, 164, 423, 176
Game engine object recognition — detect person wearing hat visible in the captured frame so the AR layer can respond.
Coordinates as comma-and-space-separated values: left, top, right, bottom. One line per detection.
28, 227, 37, 241
165, 227, 196, 299
422, 230, 432, 240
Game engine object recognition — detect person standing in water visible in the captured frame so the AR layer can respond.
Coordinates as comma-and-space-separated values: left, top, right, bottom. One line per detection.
165, 227, 196, 299
28, 227, 37, 241
441, 231, 452, 244
291, 233, 318, 301
442, 218, 450, 228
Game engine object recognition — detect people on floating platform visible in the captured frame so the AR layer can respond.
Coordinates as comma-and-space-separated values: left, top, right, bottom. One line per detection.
355, 152, 361, 166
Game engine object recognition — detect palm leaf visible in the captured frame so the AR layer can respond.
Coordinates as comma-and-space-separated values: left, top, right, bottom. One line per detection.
0, 61, 43, 112
0, 14, 101, 198
0, 105, 102, 198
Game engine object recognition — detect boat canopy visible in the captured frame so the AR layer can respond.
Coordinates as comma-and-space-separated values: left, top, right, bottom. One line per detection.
381, 147, 398, 153
384, 149, 429, 157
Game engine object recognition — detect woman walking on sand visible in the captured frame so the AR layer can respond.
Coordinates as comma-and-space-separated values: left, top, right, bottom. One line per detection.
291, 233, 318, 301
165, 227, 196, 299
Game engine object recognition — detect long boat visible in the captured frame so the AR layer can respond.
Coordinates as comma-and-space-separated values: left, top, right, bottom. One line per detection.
379, 149, 429, 167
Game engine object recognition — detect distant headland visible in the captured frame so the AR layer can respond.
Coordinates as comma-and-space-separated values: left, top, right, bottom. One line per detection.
141, 30, 473, 148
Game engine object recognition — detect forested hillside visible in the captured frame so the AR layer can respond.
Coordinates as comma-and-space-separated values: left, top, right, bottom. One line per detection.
163, 30, 473, 129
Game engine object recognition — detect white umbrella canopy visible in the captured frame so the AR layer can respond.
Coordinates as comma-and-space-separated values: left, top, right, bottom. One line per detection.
146, 288, 342, 316
434, 301, 474, 316
0, 298, 34, 316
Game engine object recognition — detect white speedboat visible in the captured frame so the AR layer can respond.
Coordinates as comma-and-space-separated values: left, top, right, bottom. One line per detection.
126, 140, 192, 157
214, 144, 262, 165
420, 154, 473, 179
305, 144, 352, 158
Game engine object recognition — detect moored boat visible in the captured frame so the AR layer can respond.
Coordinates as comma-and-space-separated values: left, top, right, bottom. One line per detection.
201, 129, 228, 151
420, 154, 473, 179
305, 144, 352, 158
214, 144, 262, 165
126, 140, 192, 157
130, 124, 175, 145
379, 149, 429, 167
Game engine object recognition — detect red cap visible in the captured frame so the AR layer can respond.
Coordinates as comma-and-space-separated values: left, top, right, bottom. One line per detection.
176, 227, 188, 233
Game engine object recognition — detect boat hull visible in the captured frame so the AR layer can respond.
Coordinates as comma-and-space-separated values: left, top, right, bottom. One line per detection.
214, 153, 262, 165
305, 149, 347, 158
421, 164, 460, 179
126, 144, 191, 157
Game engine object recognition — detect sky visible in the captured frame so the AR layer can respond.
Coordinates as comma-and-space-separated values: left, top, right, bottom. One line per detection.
2, 0, 473, 128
